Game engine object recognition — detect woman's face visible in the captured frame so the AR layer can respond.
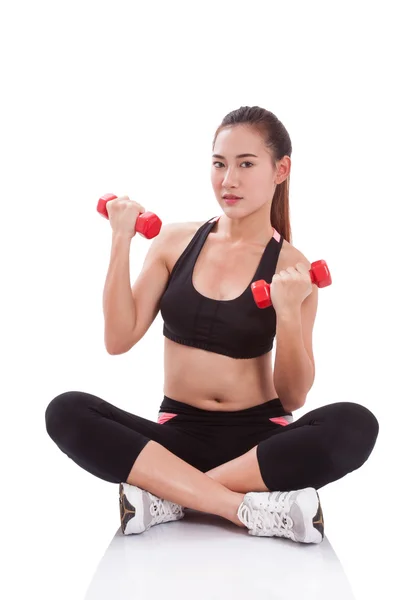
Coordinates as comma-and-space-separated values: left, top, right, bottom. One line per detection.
211, 125, 287, 215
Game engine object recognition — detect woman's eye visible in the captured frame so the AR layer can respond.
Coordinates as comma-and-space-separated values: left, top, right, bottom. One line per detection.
213, 161, 253, 168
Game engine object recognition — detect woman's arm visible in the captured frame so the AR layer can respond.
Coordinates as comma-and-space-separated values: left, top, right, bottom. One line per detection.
273, 279, 318, 412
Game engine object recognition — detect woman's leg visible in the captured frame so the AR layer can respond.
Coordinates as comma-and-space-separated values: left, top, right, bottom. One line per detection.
256, 401, 379, 491
207, 402, 379, 493
206, 446, 267, 493
45, 391, 246, 526
127, 440, 246, 526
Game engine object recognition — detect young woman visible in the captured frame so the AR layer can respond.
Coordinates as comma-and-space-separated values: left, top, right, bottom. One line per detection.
45, 106, 379, 544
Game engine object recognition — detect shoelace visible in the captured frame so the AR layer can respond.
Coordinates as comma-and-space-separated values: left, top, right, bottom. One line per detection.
238, 490, 295, 537
149, 498, 183, 525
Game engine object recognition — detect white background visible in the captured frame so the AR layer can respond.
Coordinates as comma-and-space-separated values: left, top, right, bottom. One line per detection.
1, 1, 399, 598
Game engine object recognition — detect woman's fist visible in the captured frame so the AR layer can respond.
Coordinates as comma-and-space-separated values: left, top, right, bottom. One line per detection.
270, 262, 313, 314
105, 195, 146, 239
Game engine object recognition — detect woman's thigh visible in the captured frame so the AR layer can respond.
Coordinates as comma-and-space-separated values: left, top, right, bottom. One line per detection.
45, 391, 213, 482
254, 401, 379, 491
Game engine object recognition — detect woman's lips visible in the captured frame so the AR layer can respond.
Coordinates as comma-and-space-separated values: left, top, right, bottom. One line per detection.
224, 197, 241, 205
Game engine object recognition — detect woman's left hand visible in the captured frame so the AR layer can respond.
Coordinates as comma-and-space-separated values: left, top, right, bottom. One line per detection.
270, 262, 313, 314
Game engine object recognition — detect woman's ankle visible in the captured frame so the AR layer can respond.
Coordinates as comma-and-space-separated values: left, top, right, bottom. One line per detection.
226, 493, 247, 528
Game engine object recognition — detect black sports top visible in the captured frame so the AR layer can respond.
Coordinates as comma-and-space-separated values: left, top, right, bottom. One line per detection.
159, 216, 284, 359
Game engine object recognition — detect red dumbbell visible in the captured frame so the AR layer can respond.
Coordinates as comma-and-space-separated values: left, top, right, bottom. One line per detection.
97, 193, 162, 239
251, 260, 332, 309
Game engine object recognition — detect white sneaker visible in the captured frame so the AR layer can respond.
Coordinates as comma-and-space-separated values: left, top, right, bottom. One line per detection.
237, 487, 324, 544
119, 483, 185, 535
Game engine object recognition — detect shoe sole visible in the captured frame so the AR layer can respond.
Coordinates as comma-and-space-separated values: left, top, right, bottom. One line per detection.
312, 490, 324, 541
297, 487, 324, 543
119, 483, 146, 535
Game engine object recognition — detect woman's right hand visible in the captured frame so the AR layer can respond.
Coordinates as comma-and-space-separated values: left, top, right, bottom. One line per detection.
105, 195, 147, 239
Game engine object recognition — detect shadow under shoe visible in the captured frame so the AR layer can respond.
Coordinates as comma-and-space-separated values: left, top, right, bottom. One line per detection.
237, 487, 324, 544
119, 483, 185, 535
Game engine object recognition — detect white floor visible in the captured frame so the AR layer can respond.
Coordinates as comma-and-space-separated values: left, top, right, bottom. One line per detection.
85, 509, 355, 599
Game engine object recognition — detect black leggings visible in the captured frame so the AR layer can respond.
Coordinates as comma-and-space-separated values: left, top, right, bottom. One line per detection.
45, 392, 379, 492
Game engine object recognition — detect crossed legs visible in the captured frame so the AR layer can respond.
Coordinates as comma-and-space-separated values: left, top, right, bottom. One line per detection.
46, 392, 378, 529
126, 441, 268, 528
205, 445, 269, 493
127, 401, 380, 529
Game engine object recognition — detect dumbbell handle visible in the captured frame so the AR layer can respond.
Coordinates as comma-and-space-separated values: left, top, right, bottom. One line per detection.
251, 260, 332, 309
97, 193, 162, 239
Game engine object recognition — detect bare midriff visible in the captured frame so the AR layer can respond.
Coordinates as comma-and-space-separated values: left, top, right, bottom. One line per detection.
162, 220, 293, 411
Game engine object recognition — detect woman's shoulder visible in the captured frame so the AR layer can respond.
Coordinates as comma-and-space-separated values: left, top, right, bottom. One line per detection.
161, 219, 208, 243
160, 219, 209, 274
280, 237, 312, 271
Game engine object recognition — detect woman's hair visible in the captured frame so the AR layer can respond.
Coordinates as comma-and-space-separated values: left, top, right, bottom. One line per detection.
212, 106, 292, 243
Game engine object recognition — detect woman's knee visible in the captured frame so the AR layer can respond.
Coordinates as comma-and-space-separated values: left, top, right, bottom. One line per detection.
330, 401, 379, 467
45, 391, 91, 443
335, 402, 379, 439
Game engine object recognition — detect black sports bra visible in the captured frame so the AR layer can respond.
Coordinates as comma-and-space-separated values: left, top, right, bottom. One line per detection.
159, 216, 284, 359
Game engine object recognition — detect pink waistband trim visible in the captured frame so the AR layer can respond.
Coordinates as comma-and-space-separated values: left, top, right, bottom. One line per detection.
159, 411, 290, 426
269, 416, 290, 426
158, 412, 178, 424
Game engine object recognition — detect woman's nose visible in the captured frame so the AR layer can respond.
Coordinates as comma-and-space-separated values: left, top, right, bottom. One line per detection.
222, 170, 239, 186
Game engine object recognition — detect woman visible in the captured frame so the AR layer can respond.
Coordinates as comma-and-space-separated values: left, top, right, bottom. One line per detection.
45, 106, 379, 544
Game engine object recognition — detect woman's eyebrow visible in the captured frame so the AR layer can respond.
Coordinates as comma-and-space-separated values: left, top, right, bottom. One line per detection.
212, 153, 258, 159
